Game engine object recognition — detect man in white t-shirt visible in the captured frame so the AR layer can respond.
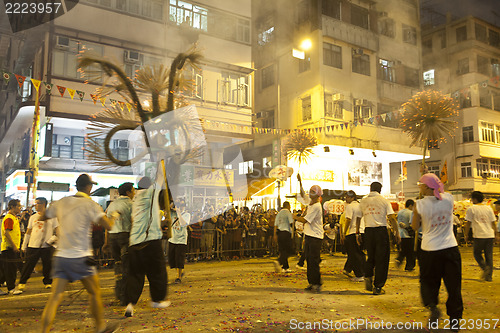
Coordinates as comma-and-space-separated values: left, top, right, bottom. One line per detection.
341, 190, 365, 282
293, 175, 324, 293
464, 191, 496, 282
412, 173, 462, 332
358, 182, 400, 295
41, 174, 118, 333
168, 199, 190, 284
19, 197, 58, 290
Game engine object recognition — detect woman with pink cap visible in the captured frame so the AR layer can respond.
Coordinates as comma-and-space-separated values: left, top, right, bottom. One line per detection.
412, 173, 462, 332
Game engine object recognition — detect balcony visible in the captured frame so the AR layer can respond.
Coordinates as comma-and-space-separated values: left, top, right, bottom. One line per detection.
322, 16, 379, 51
377, 80, 419, 103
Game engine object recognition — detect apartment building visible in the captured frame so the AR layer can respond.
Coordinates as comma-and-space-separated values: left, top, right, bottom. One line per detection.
420, 15, 500, 199
0, 0, 253, 209
248, 0, 424, 205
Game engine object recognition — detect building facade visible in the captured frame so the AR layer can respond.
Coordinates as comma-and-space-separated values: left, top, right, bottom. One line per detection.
0, 0, 253, 209
249, 0, 424, 206
420, 15, 500, 199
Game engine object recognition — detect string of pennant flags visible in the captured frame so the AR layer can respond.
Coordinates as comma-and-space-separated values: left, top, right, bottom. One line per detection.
3, 68, 500, 136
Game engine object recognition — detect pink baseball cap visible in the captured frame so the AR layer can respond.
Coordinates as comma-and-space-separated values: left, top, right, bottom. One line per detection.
309, 185, 323, 197
418, 173, 444, 200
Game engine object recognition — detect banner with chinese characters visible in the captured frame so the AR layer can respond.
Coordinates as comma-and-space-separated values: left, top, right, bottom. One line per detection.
194, 167, 234, 187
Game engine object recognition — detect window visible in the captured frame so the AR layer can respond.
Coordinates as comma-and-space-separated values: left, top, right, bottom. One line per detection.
258, 26, 274, 46
404, 67, 419, 88
378, 104, 398, 128
492, 58, 500, 77
261, 65, 274, 89
480, 88, 492, 109
183, 65, 203, 99
457, 58, 469, 75
257, 110, 274, 128
379, 18, 395, 38
351, 4, 369, 30
461, 162, 472, 178
353, 100, 372, 121
52, 38, 103, 81
238, 161, 253, 175
72, 136, 85, 159
322, 0, 340, 19
477, 158, 489, 177
324, 94, 343, 119
489, 29, 500, 47
124, 53, 162, 80
423, 69, 435, 86
481, 122, 495, 142
439, 31, 446, 48
51, 135, 86, 159
298, 51, 311, 73
456, 26, 467, 42
403, 24, 417, 45
237, 19, 250, 43
352, 51, 370, 76
477, 55, 489, 76
462, 126, 473, 143
475, 23, 487, 42
221, 72, 250, 106
378, 59, 396, 82
297, 0, 310, 25
302, 96, 312, 122
422, 38, 432, 52
323, 43, 342, 68
491, 160, 500, 178
458, 90, 472, 108
169, 0, 208, 32
428, 165, 440, 177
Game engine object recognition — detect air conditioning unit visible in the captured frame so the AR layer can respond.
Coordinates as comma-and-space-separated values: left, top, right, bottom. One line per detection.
124, 50, 141, 63
352, 48, 364, 56
355, 99, 366, 106
117, 140, 129, 149
56, 36, 70, 49
379, 11, 388, 17
118, 140, 129, 148
333, 93, 344, 101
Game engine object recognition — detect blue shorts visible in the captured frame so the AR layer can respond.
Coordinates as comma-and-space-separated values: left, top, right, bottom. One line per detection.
52, 256, 96, 282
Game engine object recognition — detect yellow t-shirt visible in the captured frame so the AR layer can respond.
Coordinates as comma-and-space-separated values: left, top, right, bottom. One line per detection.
1, 213, 21, 251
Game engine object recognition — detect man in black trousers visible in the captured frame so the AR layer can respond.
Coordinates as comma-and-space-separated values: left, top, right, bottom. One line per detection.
358, 182, 400, 295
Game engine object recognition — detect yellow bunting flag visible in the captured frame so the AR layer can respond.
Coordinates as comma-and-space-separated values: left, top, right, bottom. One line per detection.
126, 103, 132, 112
99, 97, 106, 107
67, 88, 76, 99
30, 79, 41, 92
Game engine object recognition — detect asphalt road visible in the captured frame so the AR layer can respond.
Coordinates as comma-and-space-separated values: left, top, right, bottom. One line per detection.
0, 247, 498, 332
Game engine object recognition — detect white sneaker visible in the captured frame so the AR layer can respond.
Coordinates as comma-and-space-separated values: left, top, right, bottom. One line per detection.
17, 284, 25, 291
350, 276, 364, 282
124, 303, 134, 317
295, 264, 306, 271
44, 284, 52, 289
281, 268, 292, 273
151, 300, 171, 308
9, 289, 22, 295
272, 260, 281, 273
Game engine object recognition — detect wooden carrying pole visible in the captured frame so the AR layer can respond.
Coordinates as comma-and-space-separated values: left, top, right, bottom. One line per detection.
161, 159, 172, 239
